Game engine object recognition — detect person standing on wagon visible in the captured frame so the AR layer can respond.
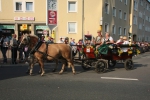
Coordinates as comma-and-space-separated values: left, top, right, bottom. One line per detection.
10, 34, 18, 64
95, 30, 103, 49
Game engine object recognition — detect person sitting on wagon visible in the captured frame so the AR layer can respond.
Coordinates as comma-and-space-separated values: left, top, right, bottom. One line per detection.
95, 30, 103, 49
116, 36, 123, 44
121, 36, 129, 52
102, 32, 114, 44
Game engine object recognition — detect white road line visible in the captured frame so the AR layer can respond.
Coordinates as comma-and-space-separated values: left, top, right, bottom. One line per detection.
101, 77, 139, 81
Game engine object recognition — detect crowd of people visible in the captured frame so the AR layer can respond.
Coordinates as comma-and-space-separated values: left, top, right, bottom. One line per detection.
0, 30, 149, 64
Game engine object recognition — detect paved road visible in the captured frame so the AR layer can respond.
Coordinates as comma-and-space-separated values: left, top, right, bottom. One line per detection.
0, 52, 150, 100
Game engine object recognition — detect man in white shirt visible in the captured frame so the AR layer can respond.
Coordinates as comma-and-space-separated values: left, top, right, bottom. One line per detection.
57, 37, 64, 43
121, 36, 129, 52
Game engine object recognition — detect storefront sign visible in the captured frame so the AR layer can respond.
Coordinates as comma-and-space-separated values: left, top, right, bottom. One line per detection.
36, 25, 49, 30
22, 24, 27, 30
14, 17, 35, 21
47, 0, 57, 25
0, 25, 15, 29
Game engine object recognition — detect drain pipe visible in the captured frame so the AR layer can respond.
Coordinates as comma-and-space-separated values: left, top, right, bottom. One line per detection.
82, 0, 84, 42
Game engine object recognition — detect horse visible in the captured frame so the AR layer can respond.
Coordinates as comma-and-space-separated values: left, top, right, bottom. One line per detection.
18, 34, 75, 76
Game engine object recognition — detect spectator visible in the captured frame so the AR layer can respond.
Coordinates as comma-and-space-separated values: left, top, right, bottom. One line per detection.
47, 36, 54, 44
57, 37, 64, 43
116, 36, 123, 44
0, 35, 9, 63
23, 45, 29, 64
10, 34, 18, 64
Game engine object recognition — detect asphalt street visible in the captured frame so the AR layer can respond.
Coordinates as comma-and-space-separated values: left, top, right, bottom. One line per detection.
0, 52, 150, 100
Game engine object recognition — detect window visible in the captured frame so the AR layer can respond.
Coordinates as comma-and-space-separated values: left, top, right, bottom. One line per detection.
112, 25, 116, 34
119, 27, 122, 35
26, 2, 33, 11
112, 7, 116, 17
124, 28, 126, 35
143, 19, 145, 26
68, 22, 77, 33
139, 12, 143, 18
68, 1, 77, 12
125, 0, 127, 5
133, 15, 137, 25
140, 0, 143, 6
146, 4, 149, 10
15, 2, 22, 11
134, 1, 138, 11
139, 23, 142, 30
120, 0, 123, 2
124, 12, 127, 20
104, 23, 109, 32
119, 10, 122, 19
105, 3, 109, 14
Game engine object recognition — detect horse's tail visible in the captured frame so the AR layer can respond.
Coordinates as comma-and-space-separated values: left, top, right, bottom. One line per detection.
69, 45, 73, 61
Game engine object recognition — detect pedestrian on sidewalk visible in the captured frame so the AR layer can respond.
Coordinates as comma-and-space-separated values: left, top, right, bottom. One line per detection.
10, 34, 18, 64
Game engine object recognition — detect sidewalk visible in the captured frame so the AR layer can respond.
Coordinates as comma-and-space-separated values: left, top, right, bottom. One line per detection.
0, 58, 26, 65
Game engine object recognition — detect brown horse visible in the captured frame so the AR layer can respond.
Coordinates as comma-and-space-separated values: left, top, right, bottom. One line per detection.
19, 34, 75, 76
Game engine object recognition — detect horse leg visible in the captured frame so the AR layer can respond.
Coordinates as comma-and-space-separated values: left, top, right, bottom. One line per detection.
52, 60, 58, 72
59, 61, 66, 74
38, 59, 45, 76
67, 60, 75, 74
29, 63, 34, 75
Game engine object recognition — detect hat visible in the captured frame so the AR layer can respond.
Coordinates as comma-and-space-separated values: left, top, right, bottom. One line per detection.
97, 30, 101, 33
123, 36, 127, 40
120, 36, 123, 39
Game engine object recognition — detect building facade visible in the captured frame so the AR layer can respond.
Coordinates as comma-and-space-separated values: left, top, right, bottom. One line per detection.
56, 0, 130, 42
0, 0, 49, 58
0, 0, 50, 40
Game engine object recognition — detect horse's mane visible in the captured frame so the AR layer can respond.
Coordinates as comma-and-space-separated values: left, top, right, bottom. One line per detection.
28, 34, 38, 39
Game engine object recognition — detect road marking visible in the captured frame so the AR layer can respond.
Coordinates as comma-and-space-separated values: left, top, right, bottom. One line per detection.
101, 77, 139, 81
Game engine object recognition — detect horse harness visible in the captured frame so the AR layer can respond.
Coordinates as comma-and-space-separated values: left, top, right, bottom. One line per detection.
29, 41, 59, 60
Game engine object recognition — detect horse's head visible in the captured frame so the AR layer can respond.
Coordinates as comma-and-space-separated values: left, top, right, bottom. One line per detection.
18, 34, 31, 48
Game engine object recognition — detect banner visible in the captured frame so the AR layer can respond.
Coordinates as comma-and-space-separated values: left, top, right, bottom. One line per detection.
48, 10, 57, 25
47, 0, 57, 25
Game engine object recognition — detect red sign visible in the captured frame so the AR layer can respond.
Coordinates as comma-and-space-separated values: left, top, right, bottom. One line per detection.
48, 10, 57, 25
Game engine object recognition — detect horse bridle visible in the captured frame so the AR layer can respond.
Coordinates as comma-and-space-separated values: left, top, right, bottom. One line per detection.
19, 34, 30, 47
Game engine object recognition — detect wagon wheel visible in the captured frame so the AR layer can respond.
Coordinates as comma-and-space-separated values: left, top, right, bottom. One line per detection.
82, 59, 92, 70
95, 60, 107, 73
124, 59, 134, 70
108, 60, 116, 68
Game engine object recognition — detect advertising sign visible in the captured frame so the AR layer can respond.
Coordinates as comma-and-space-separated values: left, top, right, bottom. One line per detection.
47, 0, 57, 25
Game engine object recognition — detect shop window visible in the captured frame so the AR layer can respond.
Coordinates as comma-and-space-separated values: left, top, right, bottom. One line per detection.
26, 2, 33, 11
15, 2, 22, 11
68, 22, 77, 33
68, 1, 77, 12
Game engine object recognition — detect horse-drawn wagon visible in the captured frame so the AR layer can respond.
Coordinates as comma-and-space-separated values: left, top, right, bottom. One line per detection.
80, 44, 140, 73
